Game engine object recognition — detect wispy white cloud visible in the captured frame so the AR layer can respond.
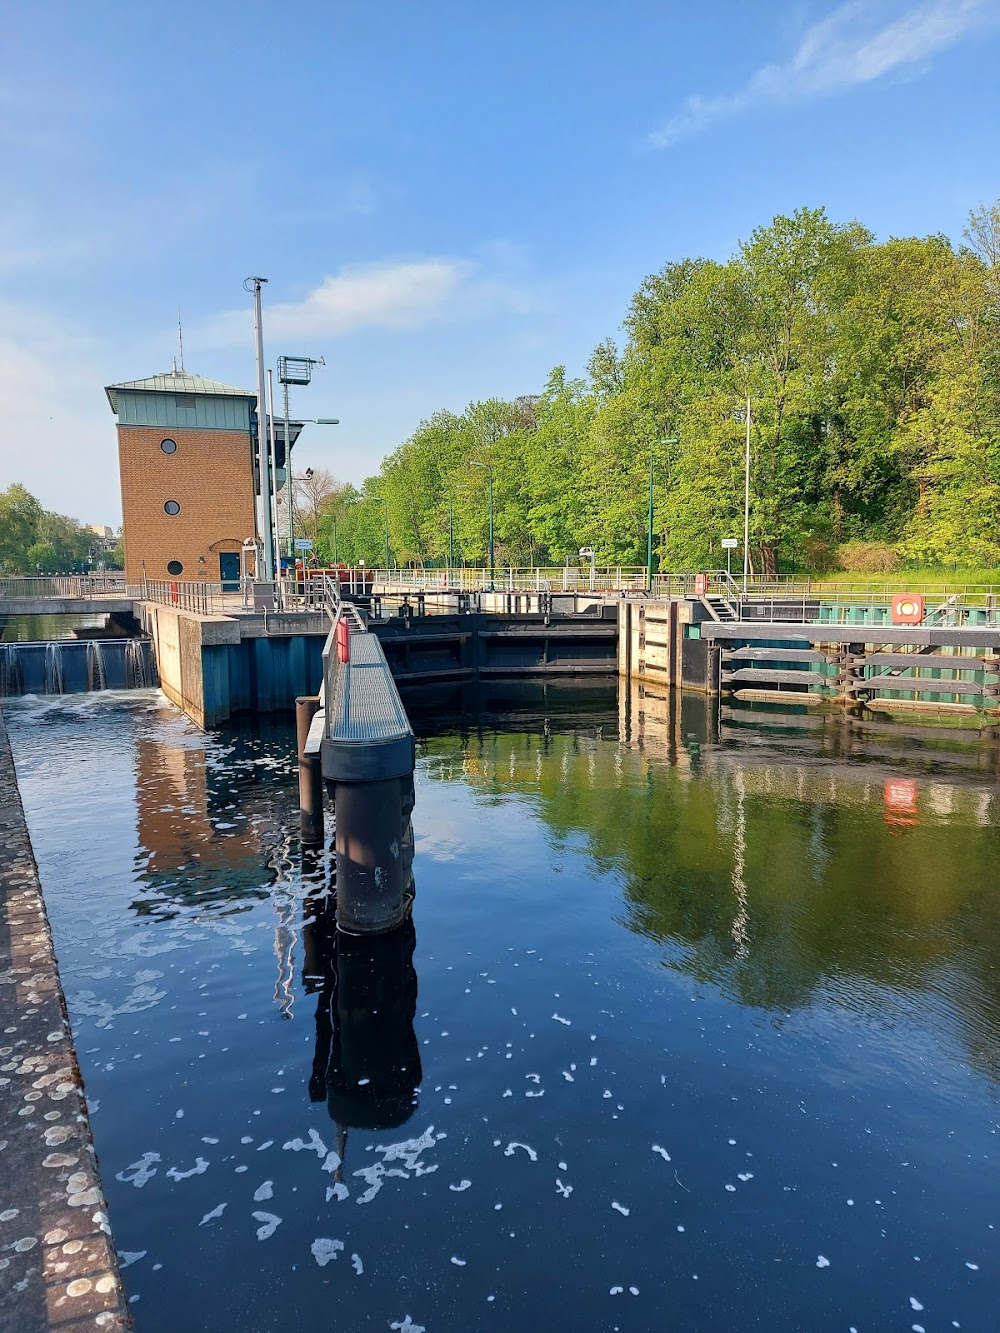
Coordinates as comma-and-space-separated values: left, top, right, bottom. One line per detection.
197, 255, 539, 347
648, 0, 996, 148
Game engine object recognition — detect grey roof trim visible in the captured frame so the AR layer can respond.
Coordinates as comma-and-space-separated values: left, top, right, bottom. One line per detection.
105, 370, 256, 413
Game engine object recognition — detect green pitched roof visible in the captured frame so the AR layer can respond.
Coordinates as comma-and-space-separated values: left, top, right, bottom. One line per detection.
105, 370, 256, 413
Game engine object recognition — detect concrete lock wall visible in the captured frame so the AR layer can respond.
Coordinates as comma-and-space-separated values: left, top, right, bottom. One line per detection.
148, 604, 326, 729
617, 599, 720, 696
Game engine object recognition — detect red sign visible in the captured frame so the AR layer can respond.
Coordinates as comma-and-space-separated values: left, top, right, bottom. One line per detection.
336, 617, 351, 664
891, 593, 924, 625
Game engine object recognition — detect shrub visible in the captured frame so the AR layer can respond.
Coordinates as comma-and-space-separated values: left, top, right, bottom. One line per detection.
835, 541, 900, 574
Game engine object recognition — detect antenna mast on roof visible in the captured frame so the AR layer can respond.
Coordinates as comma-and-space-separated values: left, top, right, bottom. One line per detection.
177, 307, 185, 372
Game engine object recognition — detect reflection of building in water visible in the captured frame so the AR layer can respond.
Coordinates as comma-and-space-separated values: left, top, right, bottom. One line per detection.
302, 897, 421, 1134
131, 718, 300, 914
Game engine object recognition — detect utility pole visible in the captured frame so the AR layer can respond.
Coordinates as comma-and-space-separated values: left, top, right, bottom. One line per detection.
245, 277, 274, 581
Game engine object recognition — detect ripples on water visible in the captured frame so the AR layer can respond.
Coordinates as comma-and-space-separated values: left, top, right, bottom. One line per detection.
5, 682, 1000, 1332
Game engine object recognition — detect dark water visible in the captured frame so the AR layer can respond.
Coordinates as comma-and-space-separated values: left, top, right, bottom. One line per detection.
4, 682, 1000, 1333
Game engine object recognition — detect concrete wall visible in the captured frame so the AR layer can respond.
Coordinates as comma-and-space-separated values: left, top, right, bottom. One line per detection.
148, 603, 326, 729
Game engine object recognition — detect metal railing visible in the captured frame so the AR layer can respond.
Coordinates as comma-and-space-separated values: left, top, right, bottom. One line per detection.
142, 580, 231, 614
353, 566, 648, 594
0, 574, 129, 598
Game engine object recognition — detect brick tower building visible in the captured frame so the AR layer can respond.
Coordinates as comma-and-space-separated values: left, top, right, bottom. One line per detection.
106, 368, 260, 587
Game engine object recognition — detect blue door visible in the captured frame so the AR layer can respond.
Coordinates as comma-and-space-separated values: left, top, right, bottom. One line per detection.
219, 552, 240, 591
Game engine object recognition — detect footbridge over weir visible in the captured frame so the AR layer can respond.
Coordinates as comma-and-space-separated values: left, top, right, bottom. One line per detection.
5, 569, 1000, 719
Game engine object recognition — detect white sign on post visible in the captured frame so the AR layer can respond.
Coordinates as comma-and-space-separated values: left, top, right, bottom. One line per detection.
721, 538, 738, 549
295, 538, 313, 551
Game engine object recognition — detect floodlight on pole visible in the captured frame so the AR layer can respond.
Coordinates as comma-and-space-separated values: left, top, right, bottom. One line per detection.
276, 355, 328, 561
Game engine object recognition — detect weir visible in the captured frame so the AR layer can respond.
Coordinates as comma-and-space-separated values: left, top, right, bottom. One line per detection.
0, 638, 158, 697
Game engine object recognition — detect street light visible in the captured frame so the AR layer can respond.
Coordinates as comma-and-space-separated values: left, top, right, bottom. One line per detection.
647, 437, 678, 593
444, 487, 457, 578
371, 496, 390, 572
469, 460, 494, 589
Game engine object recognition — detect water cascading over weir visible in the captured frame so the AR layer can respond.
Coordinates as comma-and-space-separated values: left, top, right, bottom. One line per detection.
0, 639, 158, 697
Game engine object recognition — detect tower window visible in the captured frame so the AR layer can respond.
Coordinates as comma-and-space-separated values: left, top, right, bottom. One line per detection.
167, 560, 183, 576
174, 394, 195, 409
160, 438, 177, 454
164, 500, 180, 515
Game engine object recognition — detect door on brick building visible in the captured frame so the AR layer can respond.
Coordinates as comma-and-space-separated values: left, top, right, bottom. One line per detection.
219, 552, 240, 591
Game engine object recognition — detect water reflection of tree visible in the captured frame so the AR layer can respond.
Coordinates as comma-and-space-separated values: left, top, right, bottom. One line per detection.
415, 683, 1000, 1082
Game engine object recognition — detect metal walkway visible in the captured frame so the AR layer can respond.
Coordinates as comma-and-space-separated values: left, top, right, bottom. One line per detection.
305, 580, 415, 784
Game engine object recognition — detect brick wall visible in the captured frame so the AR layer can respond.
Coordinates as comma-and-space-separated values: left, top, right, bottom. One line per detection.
118, 425, 258, 583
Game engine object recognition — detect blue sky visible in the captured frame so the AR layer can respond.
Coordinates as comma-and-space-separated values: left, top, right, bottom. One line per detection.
2, 0, 999, 524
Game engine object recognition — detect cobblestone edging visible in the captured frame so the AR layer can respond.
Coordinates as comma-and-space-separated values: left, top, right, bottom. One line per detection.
0, 708, 131, 1331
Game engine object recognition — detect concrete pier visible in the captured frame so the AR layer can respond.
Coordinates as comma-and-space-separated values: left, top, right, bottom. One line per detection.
0, 710, 130, 1332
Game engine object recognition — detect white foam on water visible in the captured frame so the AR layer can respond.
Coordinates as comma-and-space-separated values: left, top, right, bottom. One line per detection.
965, 1262, 979, 1270
283, 1129, 327, 1159
612, 1202, 629, 1217
610, 1286, 623, 1295
738, 1173, 753, 1182
118, 1251, 146, 1269
816, 1256, 830, 1268
199, 1203, 226, 1226
253, 1181, 273, 1202
562, 1071, 574, 1082
257, 1141, 273, 1151
166, 1157, 209, 1181
910, 1298, 924, 1311
525, 1090, 544, 1098
252, 1211, 281, 1240
629, 1287, 639, 1295
725, 1185, 736, 1193
325, 1183, 350, 1202
552, 1014, 571, 1025
556, 1179, 573, 1197
652, 1145, 671, 1162
503, 1142, 538, 1162
449, 1180, 472, 1192
352, 1253, 363, 1274
389, 1318, 425, 1332
201, 1137, 219, 1145
311, 1237, 344, 1267
450, 1256, 466, 1266
321, 1151, 342, 1174
116, 1152, 160, 1189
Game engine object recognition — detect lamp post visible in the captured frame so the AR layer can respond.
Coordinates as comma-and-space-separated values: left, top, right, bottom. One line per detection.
372, 496, 390, 573
445, 488, 456, 579
469, 460, 494, 589
647, 437, 678, 592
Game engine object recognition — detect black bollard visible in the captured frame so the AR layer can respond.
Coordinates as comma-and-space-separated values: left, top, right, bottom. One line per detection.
296, 695, 324, 846
334, 777, 413, 933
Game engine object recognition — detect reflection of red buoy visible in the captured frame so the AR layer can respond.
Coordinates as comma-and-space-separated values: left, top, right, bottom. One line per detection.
336, 616, 351, 664
883, 778, 919, 831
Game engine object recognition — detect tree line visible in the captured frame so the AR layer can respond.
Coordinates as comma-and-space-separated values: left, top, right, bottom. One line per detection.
0, 484, 121, 574
300, 202, 1000, 575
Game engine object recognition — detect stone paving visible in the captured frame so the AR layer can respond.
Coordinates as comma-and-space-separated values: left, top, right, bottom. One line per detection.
0, 708, 131, 1331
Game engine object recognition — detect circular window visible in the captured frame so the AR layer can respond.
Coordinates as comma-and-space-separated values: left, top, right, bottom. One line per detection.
166, 560, 183, 576
160, 438, 177, 454
164, 500, 181, 515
